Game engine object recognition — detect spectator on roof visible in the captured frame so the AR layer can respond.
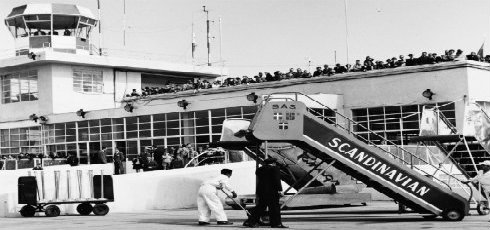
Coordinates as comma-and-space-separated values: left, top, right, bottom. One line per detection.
396, 55, 406, 67
351, 60, 364, 72
467, 52, 480, 61
313, 66, 323, 77
293, 68, 303, 78
485, 55, 490, 63
334, 63, 347, 73
364, 56, 374, 70
131, 89, 140, 97
302, 70, 312, 78
455, 49, 464, 60
405, 54, 416, 66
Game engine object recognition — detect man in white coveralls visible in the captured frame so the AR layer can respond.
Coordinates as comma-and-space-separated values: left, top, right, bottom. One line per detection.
464, 160, 490, 220
197, 168, 237, 226
464, 160, 490, 191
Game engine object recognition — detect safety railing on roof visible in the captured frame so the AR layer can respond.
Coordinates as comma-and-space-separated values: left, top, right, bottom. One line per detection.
263, 92, 471, 194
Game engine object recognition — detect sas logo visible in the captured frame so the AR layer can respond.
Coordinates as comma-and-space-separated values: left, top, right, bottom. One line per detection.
272, 104, 296, 110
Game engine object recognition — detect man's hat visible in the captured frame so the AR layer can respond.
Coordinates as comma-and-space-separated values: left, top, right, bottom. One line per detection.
221, 169, 233, 174
480, 160, 490, 166
264, 158, 277, 164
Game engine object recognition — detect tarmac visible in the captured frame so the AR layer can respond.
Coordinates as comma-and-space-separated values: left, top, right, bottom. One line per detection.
1, 201, 489, 230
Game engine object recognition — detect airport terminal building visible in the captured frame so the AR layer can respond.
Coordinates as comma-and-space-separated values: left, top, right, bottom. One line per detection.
1, 4, 490, 169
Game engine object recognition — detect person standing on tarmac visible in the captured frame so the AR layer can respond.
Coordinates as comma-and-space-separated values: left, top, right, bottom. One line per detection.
464, 161, 490, 202
245, 158, 288, 228
197, 168, 237, 226
113, 148, 124, 175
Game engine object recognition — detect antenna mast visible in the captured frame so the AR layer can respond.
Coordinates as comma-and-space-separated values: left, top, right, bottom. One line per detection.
203, 6, 211, 66
97, 0, 102, 56
123, 0, 126, 47
192, 21, 196, 64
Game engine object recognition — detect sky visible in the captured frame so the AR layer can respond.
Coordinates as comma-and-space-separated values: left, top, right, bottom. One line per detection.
0, 0, 490, 77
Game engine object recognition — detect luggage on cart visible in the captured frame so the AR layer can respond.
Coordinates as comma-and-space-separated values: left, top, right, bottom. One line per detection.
18, 170, 114, 217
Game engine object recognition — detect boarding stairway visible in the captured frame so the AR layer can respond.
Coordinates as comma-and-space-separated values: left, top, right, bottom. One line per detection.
245, 92, 470, 221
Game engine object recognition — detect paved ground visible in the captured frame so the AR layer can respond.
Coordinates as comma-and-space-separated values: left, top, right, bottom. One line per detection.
1, 201, 490, 230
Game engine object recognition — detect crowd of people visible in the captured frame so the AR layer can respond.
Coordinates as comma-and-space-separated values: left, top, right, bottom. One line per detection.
125, 49, 488, 98
0, 152, 66, 161
0, 144, 227, 172
131, 144, 226, 172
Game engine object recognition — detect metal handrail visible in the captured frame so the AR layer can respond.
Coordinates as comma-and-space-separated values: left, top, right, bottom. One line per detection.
263, 92, 463, 191
184, 151, 226, 168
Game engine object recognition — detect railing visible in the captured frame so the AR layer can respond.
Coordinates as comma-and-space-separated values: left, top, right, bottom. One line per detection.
184, 151, 227, 168
0, 158, 67, 170
263, 92, 471, 194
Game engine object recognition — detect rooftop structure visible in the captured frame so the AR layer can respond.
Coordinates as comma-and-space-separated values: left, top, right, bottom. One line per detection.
5, 4, 98, 56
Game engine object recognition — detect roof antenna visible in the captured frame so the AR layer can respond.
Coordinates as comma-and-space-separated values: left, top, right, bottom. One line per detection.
97, 0, 103, 55
203, 6, 211, 66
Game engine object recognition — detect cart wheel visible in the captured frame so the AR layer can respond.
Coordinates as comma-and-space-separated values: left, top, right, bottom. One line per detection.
93, 204, 110, 216
19, 205, 36, 217
442, 209, 464, 221
477, 202, 490, 215
44, 205, 60, 217
77, 203, 93, 215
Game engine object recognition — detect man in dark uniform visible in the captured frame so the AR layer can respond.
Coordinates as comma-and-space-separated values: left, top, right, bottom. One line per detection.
245, 158, 287, 228
113, 148, 125, 175
94, 147, 107, 164
153, 146, 164, 170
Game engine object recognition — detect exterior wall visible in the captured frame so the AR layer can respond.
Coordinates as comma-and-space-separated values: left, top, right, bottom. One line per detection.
0, 64, 52, 122
114, 71, 141, 106
50, 64, 116, 114
467, 66, 490, 102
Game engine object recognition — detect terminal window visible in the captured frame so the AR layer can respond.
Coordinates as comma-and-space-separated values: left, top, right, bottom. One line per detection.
73, 69, 103, 93
1, 70, 38, 104
352, 102, 455, 145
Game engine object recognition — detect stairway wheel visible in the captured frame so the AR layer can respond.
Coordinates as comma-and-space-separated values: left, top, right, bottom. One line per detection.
477, 201, 490, 215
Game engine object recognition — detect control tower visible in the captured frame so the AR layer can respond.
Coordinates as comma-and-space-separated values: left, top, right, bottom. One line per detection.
4, 3, 98, 56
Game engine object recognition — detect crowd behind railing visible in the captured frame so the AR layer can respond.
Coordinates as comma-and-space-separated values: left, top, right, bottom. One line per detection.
129, 144, 227, 172
0, 144, 228, 171
125, 49, 489, 98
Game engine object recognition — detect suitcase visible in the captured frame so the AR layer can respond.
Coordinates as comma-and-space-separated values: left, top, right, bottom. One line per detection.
93, 175, 114, 200
18, 176, 37, 205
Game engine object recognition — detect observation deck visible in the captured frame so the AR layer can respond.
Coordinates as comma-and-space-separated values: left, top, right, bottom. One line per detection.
5, 4, 98, 56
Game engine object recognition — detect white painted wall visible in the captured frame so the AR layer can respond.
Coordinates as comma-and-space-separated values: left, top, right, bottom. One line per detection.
0, 162, 256, 217
51, 36, 76, 50
467, 67, 490, 102
114, 71, 141, 104
50, 64, 116, 114
0, 65, 52, 122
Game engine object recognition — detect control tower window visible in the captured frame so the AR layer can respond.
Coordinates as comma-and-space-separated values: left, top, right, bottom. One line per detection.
73, 69, 103, 93
5, 18, 27, 38
1, 70, 38, 104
